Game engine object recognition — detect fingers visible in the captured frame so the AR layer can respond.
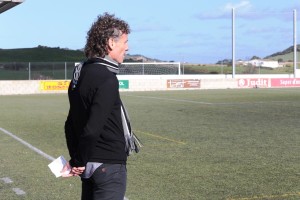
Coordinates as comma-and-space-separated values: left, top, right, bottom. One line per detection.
61, 168, 83, 178
72, 167, 85, 175
60, 162, 85, 178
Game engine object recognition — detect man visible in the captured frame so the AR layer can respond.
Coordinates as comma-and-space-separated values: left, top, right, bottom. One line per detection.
62, 13, 132, 200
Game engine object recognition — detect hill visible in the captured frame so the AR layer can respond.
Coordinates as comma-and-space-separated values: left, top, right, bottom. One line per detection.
1, 45, 299, 64
0, 45, 159, 63
0, 45, 86, 62
216, 45, 300, 65
264, 44, 300, 62
125, 54, 161, 62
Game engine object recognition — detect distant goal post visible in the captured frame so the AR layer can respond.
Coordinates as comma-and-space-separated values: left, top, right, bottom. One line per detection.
119, 62, 181, 75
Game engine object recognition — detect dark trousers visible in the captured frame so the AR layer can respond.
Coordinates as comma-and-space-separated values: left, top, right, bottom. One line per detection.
81, 164, 127, 200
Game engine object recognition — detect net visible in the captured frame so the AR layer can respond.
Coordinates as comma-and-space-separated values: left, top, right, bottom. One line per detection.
120, 62, 181, 75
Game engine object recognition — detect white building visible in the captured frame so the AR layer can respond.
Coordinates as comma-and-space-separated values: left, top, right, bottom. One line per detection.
245, 59, 280, 68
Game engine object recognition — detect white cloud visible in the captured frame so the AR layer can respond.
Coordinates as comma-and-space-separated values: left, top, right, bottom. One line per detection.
194, 0, 253, 20
223, 1, 252, 12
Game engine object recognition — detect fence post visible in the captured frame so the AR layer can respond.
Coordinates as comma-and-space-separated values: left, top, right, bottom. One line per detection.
65, 62, 67, 80
28, 62, 31, 80
294, 9, 297, 78
232, 8, 236, 78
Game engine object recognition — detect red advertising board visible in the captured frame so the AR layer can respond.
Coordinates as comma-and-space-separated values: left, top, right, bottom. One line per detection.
238, 78, 270, 88
271, 78, 300, 87
238, 78, 300, 88
167, 79, 201, 88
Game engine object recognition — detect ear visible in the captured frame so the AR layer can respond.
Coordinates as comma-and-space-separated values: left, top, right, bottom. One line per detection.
108, 38, 115, 50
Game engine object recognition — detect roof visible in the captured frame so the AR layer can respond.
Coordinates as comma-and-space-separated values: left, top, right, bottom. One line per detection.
0, 0, 24, 14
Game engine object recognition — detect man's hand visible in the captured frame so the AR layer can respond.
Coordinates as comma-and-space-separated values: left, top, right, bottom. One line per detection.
71, 166, 86, 176
61, 162, 85, 177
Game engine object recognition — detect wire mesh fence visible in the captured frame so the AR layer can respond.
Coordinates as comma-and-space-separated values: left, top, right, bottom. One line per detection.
0, 62, 75, 80
0, 62, 182, 80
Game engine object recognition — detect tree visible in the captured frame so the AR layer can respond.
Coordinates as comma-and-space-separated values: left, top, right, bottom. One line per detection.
250, 56, 260, 60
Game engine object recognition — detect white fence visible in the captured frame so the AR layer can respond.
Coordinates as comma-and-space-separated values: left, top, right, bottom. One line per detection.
1, 74, 300, 95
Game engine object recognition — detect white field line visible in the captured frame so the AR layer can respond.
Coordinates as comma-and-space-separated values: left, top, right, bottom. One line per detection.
1, 177, 26, 196
123, 94, 213, 105
0, 127, 55, 161
12, 188, 26, 195
0, 127, 130, 199
0, 177, 13, 184
123, 94, 293, 105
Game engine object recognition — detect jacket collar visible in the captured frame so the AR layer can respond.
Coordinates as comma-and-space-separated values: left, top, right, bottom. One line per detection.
88, 56, 120, 74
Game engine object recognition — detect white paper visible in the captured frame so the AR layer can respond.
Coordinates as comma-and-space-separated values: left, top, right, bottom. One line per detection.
48, 156, 71, 178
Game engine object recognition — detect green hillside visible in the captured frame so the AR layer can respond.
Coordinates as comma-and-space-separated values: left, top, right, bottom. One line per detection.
0, 45, 85, 62
265, 45, 300, 62
0, 46, 156, 63
0, 44, 299, 63
266, 51, 300, 63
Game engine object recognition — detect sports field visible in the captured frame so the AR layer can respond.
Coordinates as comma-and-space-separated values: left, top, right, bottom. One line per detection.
0, 88, 300, 200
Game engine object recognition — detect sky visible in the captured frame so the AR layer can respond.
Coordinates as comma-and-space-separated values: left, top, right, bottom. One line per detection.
1, 0, 300, 64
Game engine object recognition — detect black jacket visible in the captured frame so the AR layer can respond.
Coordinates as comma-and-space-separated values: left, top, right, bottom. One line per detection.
65, 58, 127, 167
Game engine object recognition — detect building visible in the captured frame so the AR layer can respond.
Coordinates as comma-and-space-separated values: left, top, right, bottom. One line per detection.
245, 59, 280, 68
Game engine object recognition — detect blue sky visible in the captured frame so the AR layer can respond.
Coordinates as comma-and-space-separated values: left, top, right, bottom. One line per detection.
1, 0, 300, 63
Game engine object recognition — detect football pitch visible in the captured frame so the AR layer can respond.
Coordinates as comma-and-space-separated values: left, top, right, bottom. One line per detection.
0, 88, 300, 200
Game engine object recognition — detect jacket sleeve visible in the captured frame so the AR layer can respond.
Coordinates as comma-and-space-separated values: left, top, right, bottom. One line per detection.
64, 110, 78, 161
70, 77, 119, 167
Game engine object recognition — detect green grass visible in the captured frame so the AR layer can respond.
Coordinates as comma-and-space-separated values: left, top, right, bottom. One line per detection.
0, 89, 300, 199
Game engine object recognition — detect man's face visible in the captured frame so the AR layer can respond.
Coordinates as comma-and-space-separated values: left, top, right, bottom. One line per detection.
109, 33, 129, 64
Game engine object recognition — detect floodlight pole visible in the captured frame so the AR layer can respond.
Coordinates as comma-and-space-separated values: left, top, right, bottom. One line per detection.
232, 8, 236, 78
293, 9, 297, 77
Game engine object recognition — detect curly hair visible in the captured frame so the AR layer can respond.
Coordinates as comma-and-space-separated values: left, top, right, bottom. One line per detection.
84, 13, 131, 59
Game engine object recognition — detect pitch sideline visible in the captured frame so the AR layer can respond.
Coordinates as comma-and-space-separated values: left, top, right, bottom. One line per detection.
0, 127, 55, 161
0, 127, 130, 200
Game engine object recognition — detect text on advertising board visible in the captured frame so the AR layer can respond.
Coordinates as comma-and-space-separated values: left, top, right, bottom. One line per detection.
167, 79, 201, 88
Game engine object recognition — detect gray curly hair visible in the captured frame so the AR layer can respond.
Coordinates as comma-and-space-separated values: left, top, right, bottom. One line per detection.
84, 12, 131, 59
